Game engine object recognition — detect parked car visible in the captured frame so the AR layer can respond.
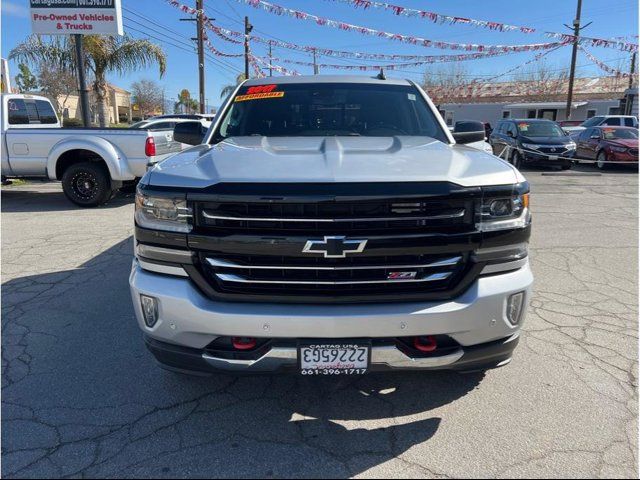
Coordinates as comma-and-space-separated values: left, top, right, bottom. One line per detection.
489, 118, 575, 170
575, 126, 639, 170
130, 115, 213, 130
1, 94, 182, 206
562, 115, 639, 136
130, 75, 532, 376
130, 116, 212, 150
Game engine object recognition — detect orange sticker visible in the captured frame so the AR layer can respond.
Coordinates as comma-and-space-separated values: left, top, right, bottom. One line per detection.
234, 91, 285, 102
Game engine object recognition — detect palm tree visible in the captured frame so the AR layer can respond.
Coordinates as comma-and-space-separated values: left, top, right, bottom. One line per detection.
220, 73, 246, 99
10, 35, 166, 127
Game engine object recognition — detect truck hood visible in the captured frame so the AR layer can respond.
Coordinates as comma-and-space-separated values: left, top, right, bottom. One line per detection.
149, 136, 523, 188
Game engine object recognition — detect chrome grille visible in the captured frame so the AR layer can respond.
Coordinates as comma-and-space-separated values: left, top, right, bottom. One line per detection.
198, 252, 470, 300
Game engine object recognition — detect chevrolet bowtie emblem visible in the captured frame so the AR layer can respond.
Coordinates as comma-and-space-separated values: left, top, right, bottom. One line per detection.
302, 236, 368, 258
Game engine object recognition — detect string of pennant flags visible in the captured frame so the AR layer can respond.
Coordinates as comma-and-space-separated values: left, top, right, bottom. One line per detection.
233, 0, 638, 53
230, 0, 573, 53
578, 46, 638, 78
264, 50, 539, 71
165, 0, 636, 79
324, 0, 638, 52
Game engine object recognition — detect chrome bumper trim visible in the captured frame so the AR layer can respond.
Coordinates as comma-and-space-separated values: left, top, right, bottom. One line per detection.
206, 255, 462, 271
201, 345, 464, 372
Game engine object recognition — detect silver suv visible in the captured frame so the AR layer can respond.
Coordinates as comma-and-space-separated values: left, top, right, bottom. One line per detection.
130, 75, 533, 376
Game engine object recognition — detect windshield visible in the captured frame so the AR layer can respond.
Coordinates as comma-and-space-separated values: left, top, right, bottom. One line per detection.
516, 121, 565, 137
581, 116, 604, 127
601, 128, 639, 140
130, 121, 149, 129
215, 83, 447, 142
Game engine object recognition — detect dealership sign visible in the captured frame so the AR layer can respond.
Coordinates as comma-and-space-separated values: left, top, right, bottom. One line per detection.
30, 0, 123, 35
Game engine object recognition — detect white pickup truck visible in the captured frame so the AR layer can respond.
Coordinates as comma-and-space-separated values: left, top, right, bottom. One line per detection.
1, 94, 182, 206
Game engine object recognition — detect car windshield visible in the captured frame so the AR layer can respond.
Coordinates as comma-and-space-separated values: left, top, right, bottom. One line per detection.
215, 82, 448, 141
581, 116, 604, 127
601, 128, 639, 139
516, 121, 565, 137
130, 121, 148, 128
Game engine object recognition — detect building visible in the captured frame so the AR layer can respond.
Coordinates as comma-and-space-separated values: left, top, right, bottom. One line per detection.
41, 83, 132, 125
428, 76, 634, 127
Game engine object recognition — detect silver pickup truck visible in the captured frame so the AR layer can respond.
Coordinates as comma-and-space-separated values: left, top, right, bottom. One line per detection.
130, 75, 533, 376
1, 94, 181, 206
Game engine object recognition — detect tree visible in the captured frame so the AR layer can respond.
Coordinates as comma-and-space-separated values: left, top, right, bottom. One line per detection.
220, 73, 246, 99
513, 61, 568, 101
422, 64, 471, 105
131, 79, 163, 118
174, 89, 198, 114
14, 63, 37, 92
38, 61, 78, 116
10, 35, 166, 127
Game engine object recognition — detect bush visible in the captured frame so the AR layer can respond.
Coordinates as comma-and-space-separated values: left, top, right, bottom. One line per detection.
63, 118, 84, 127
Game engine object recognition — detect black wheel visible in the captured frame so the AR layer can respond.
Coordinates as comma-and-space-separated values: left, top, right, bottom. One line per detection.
511, 150, 523, 170
596, 151, 609, 171
61, 162, 113, 207
560, 162, 572, 170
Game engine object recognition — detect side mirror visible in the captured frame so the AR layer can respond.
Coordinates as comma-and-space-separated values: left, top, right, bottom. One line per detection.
174, 121, 206, 146
452, 120, 486, 144
506, 130, 515, 138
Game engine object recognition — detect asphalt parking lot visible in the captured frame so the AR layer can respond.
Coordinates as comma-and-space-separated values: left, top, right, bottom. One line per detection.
2, 166, 638, 478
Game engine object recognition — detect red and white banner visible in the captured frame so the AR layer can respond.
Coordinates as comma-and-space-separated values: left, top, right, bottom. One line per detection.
250, 55, 300, 76
579, 46, 638, 78
233, 0, 638, 53
267, 50, 541, 71
328, 0, 535, 34
327, 0, 637, 52
229, 0, 569, 53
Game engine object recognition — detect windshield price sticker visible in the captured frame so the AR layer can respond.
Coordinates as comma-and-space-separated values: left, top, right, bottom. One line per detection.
235, 84, 284, 102
518, 123, 529, 131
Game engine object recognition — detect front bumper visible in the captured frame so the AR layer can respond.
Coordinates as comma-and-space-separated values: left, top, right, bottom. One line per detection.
521, 148, 574, 166
144, 333, 520, 374
129, 259, 533, 372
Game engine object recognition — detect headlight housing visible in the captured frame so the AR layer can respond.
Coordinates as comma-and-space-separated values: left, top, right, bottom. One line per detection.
477, 193, 530, 232
521, 143, 539, 150
565, 142, 577, 150
135, 189, 193, 233
610, 146, 628, 153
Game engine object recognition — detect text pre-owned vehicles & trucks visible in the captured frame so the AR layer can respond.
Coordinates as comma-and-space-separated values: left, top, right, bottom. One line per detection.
489, 118, 575, 170
575, 126, 639, 170
1, 94, 182, 206
130, 75, 533, 376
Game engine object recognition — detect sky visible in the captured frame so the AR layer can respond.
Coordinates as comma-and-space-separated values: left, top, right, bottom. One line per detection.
1, 0, 638, 111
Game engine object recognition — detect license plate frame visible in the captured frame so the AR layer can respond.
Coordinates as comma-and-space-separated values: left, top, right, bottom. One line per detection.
298, 340, 371, 376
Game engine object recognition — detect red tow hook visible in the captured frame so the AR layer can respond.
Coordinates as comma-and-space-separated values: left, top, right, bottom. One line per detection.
232, 337, 257, 350
414, 335, 437, 353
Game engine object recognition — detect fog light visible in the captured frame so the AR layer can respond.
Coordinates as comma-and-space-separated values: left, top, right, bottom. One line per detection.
507, 292, 525, 325
140, 295, 158, 328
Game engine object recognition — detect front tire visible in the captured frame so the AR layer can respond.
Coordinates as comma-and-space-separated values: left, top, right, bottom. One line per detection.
61, 162, 113, 207
511, 150, 523, 170
596, 151, 609, 171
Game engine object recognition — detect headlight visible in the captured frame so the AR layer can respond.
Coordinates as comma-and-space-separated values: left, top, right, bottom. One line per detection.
521, 143, 539, 150
610, 146, 628, 153
565, 142, 577, 150
477, 193, 530, 232
135, 189, 193, 233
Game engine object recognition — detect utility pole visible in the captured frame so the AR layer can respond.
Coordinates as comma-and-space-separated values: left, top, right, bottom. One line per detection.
312, 48, 319, 75
244, 16, 253, 79
268, 42, 273, 77
564, 0, 591, 120
629, 52, 637, 89
196, 0, 205, 113
180, 1, 206, 114
73, 34, 91, 127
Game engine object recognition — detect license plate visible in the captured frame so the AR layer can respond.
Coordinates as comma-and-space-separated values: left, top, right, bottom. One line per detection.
298, 341, 370, 376
549, 155, 559, 160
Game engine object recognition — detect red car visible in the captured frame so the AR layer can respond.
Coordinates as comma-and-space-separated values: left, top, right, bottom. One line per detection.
575, 126, 639, 170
